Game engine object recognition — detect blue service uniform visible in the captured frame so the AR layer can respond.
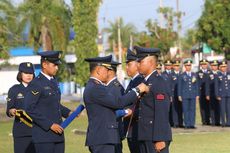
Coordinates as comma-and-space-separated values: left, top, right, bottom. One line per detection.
162, 70, 174, 126
171, 71, 183, 127
138, 71, 172, 153
24, 73, 71, 153
124, 74, 144, 153
84, 78, 138, 153
178, 72, 199, 128
205, 71, 220, 125
6, 84, 36, 153
215, 72, 230, 126
197, 69, 210, 125
107, 78, 125, 153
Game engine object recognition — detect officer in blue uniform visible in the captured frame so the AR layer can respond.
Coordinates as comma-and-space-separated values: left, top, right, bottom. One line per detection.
205, 60, 220, 126
171, 60, 183, 128
24, 51, 71, 153
6, 62, 36, 153
106, 60, 124, 153
83, 55, 148, 153
197, 59, 210, 125
124, 49, 144, 153
156, 63, 163, 75
178, 59, 199, 129
215, 61, 230, 127
134, 46, 172, 153
162, 60, 174, 126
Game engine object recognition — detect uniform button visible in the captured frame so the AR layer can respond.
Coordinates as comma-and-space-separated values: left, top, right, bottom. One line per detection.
111, 125, 114, 128
139, 117, 141, 119
150, 121, 153, 124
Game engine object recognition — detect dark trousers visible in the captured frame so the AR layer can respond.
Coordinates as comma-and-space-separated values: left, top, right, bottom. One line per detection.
115, 143, 123, 153
182, 98, 196, 127
127, 138, 140, 153
34, 142, 64, 153
199, 95, 210, 125
220, 97, 230, 126
89, 144, 115, 153
14, 136, 35, 153
139, 141, 170, 153
209, 96, 220, 125
172, 97, 183, 126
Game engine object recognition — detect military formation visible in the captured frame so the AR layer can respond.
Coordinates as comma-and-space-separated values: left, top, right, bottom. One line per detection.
5, 46, 230, 153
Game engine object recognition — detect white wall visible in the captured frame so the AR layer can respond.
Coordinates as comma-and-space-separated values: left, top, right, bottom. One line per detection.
0, 71, 18, 95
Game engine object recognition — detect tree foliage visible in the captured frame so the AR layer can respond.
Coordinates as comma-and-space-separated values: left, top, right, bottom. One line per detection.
72, 0, 101, 86
18, 0, 71, 51
197, 0, 230, 57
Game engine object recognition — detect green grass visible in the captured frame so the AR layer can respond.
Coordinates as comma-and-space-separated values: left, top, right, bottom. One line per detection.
1, 102, 230, 153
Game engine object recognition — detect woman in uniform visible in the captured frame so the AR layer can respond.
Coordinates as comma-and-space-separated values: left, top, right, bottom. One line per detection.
6, 62, 36, 153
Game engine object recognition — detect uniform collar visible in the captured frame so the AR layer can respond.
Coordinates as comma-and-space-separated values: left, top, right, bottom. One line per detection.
106, 77, 117, 86
131, 73, 139, 80
90, 77, 104, 85
145, 70, 156, 81
41, 71, 54, 80
21, 82, 28, 87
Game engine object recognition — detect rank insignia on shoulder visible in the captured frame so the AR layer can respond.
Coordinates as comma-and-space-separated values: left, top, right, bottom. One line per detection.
31, 91, 39, 95
113, 81, 120, 87
94, 80, 100, 85
6, 97, 11, 102
156, 93, 165, 101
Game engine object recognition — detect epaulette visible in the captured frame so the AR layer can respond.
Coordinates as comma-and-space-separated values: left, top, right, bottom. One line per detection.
94, 80, 100, 85
113, 81, 121, 87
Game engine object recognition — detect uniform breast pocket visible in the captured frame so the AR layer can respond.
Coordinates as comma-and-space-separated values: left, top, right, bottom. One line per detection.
42, 89, 54, 98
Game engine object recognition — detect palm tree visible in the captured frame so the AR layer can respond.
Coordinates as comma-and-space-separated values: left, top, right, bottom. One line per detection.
0, 0, 18, 58
17, 0, 71, 51
103, 17, 137, 57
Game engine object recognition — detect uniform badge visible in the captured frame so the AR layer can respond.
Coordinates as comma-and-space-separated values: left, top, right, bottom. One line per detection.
210, 74, 214, 80
219, 76, 222, 81
192, 77, 196, 83
113, 81, 120, 87
27, 63, 31, 67
173, 76, 177, 80
199, 73, 203, 78
17, 93, 24, 99
44, 86, 51, 90
31, 91, 39, 95
156, 93, 165, 101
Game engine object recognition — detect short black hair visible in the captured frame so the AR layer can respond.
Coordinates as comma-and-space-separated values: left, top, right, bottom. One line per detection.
17, 72, 35, 83
89, 62, 99, 73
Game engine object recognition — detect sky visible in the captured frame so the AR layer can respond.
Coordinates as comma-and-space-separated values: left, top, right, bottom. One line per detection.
14, 0, 205, 35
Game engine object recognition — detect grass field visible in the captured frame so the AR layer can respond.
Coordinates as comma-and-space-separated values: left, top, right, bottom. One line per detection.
1, 102, 230, 153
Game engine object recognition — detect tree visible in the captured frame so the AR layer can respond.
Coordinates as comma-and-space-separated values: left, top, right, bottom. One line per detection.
103, 18, 137, 57
72, 0, 101, 86
196, 0, 230, 58
0, 0, 18, 58
17, 0, 71, 51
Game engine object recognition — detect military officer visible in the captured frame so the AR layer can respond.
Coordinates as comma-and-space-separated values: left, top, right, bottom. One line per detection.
197, 59, 210, 125
171, 60, 183, 128
156, 63, 163, 75
205, 60, 220, 126
6, 62, 36, 153
215, 60, 230, 127
178, 59, 199, 129
83, 55, 148, 153
106, 60, 125, 153
134, 46, 172, 153
24, 51, 71, 153
124, 49, 144, 153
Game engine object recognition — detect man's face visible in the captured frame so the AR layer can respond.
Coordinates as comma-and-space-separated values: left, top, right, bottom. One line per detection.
201, 64, 208, 70
220, 66, 227, 72
43, 61, 59, 76
211, 65, 218, 71
165, 65, 172, 70
97, 66, 109, 83
126, 61, 138, 77
173, 65, 180, 71
185, 65, 191, 71
138, 56, 156, 75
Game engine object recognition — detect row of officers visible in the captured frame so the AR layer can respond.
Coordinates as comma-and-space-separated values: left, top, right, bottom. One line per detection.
6, 46, 173, 153
156, 59, 230, 129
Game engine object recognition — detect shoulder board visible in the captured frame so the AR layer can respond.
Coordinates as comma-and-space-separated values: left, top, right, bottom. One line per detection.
93, 80, 101, 85
113, 81, 121, 87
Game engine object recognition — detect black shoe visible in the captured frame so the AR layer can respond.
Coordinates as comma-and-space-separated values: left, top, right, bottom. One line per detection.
189, 126, 196, 129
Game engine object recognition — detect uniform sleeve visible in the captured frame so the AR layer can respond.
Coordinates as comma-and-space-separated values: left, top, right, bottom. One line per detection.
214, 76, 219, 97
88, 85, 138, 109
6, 87, 16, 117
195, 74, 199, 97
24, 83, 53, 131
152, 86, 172, 141
205, 75, 210, 96
60, 105, 71, 118
178, 74, 182, 97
